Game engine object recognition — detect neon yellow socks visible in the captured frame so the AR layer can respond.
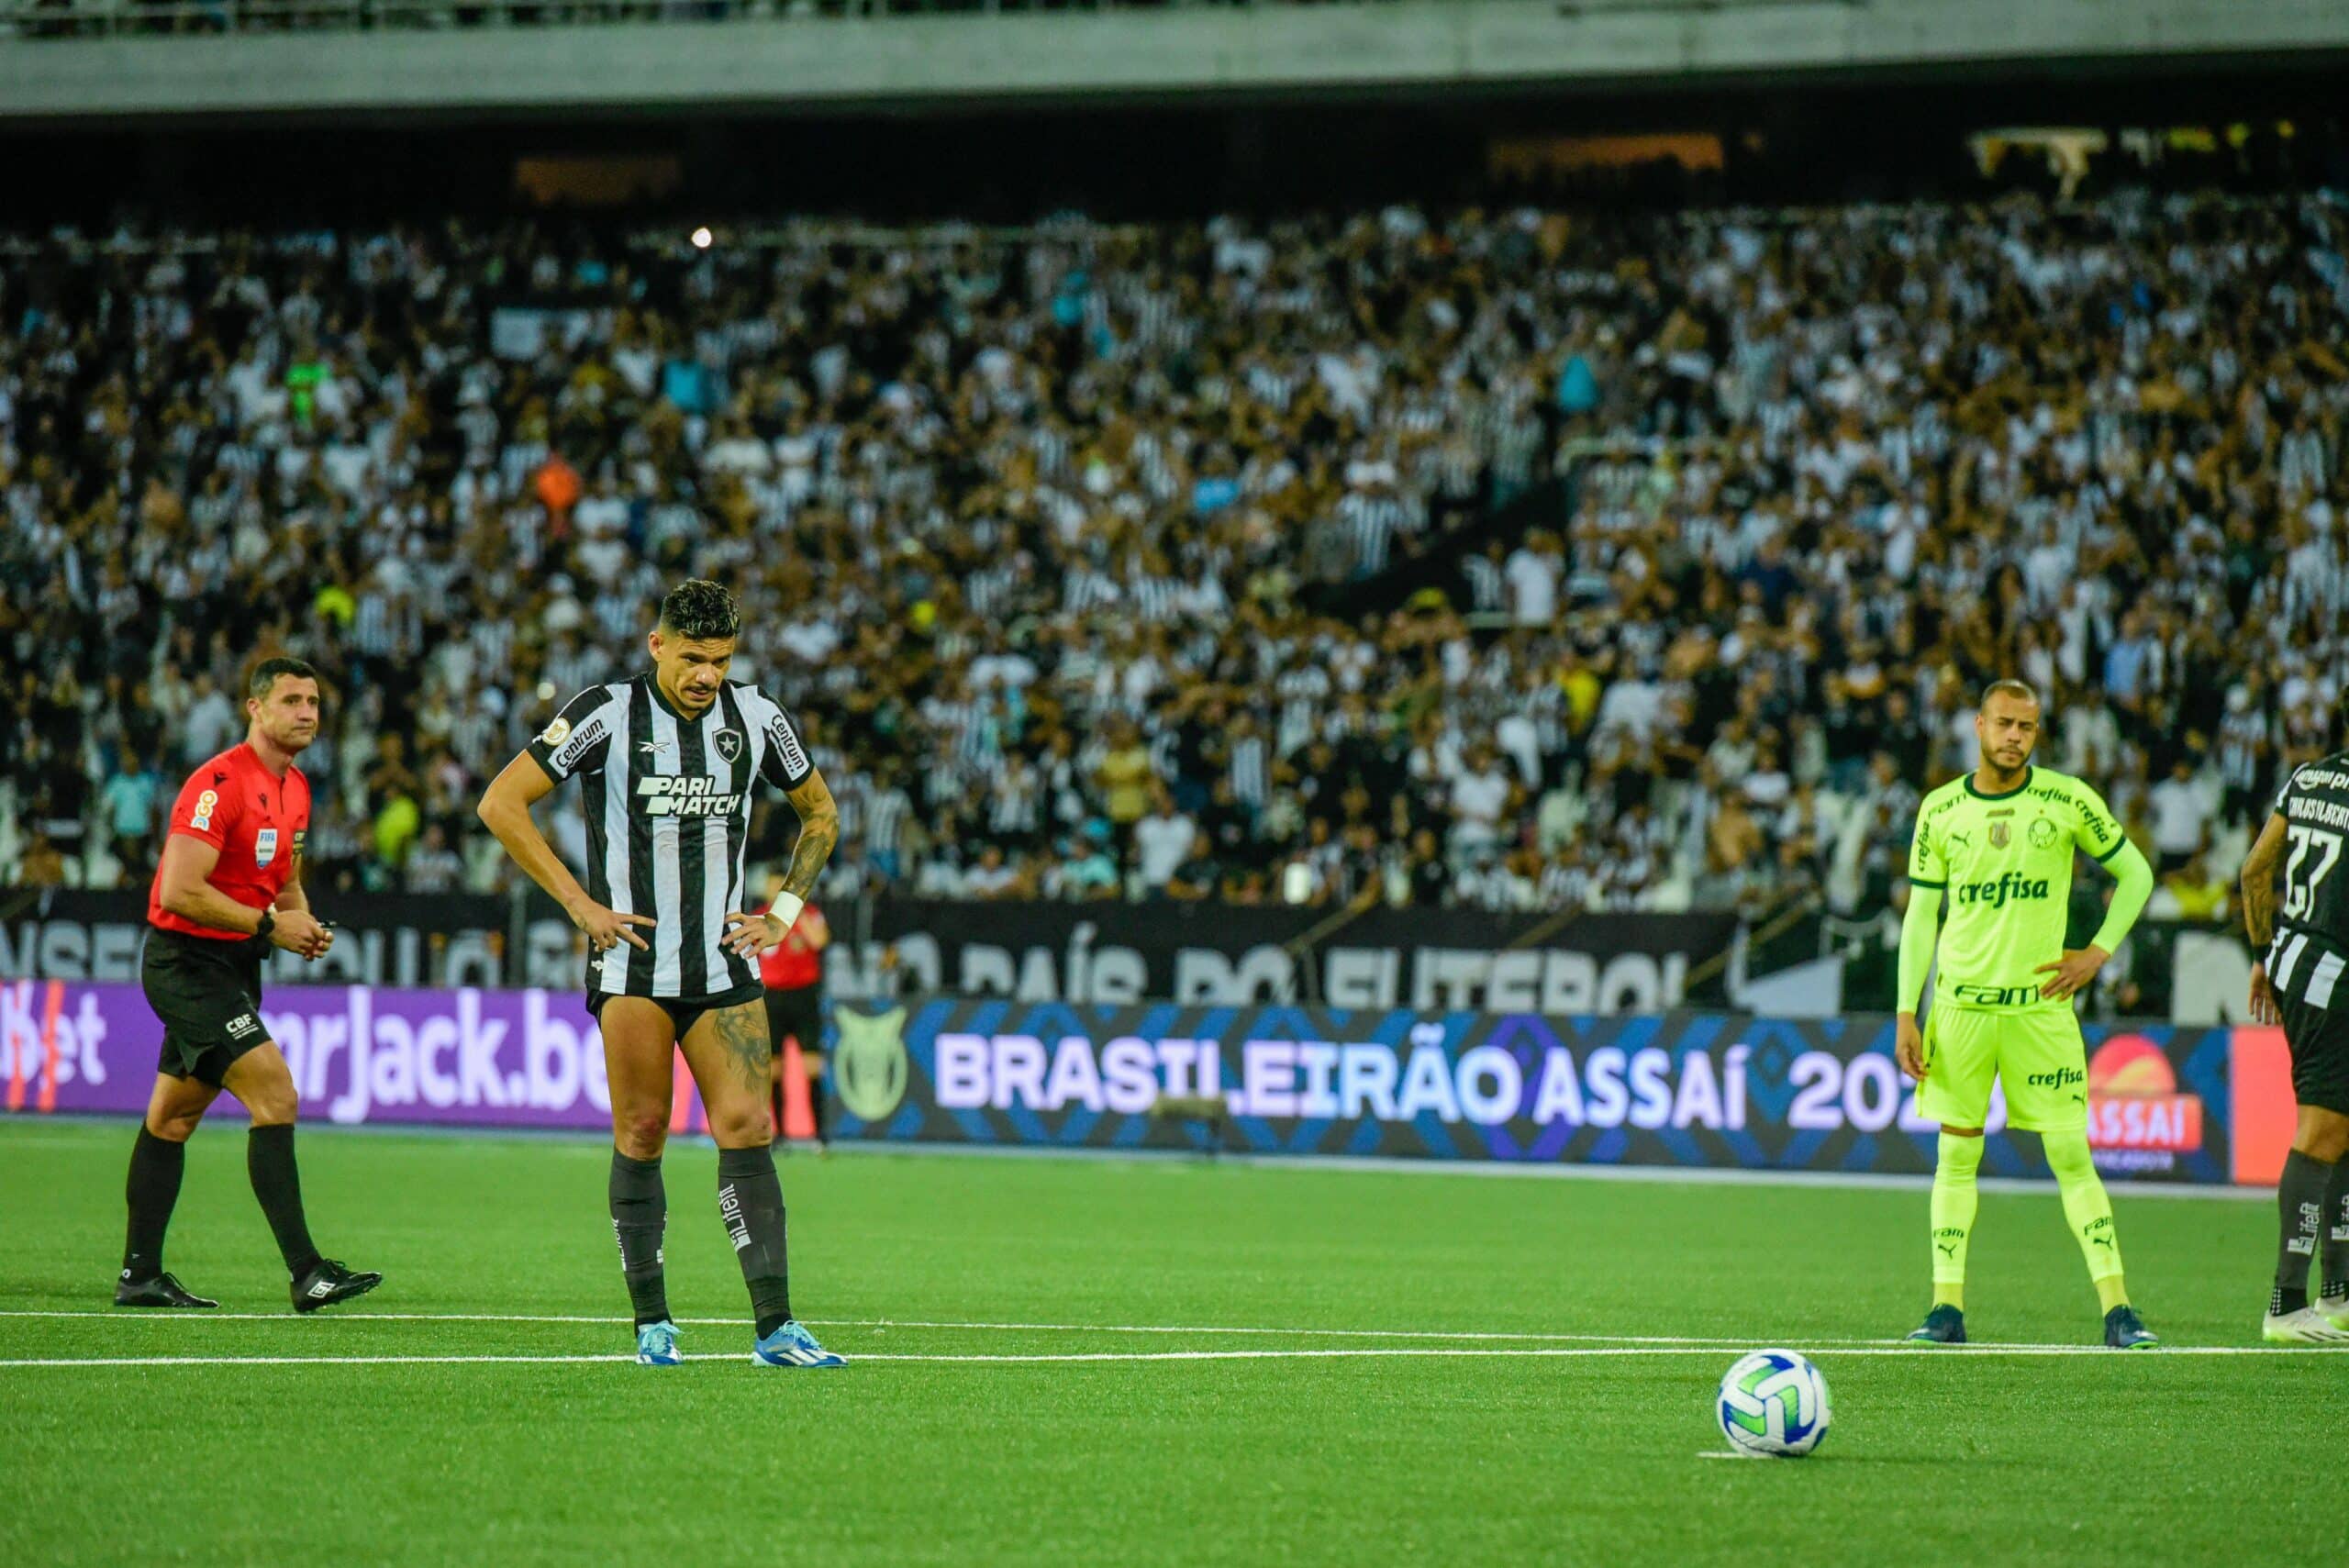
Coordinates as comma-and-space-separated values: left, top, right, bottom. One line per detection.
2043, 1129, 2125, 1294
1931, 1132, 1984, 1303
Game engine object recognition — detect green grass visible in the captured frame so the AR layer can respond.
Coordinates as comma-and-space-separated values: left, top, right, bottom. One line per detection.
2, 1118, 2340, 1566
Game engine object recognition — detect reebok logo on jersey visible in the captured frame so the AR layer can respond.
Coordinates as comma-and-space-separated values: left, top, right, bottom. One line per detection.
1953, 872, 2052, 909
636, 775, 740, 817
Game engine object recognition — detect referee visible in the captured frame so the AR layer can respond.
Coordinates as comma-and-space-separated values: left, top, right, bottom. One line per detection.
116, 656, 383, 1313
757, 871, 832, 1150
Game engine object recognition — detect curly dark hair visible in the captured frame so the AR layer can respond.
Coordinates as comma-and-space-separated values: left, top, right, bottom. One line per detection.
657, 579, 740, 642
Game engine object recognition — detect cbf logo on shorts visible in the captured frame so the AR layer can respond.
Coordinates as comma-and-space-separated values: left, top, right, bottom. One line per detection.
255, 828, 279, 868
226, 1014, 259, 1040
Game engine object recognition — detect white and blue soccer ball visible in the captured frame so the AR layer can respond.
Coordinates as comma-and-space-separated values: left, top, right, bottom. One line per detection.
1717, 1350, 1831, 1458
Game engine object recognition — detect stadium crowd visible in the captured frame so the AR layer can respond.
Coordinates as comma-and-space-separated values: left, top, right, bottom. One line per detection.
2, 189, 2345, 927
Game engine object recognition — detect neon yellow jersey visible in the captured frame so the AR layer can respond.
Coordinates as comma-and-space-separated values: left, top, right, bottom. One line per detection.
1908, 766, 2129, 1011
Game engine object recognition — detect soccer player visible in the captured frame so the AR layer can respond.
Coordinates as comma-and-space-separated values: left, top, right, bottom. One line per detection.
2239, 699, 2349, 1344
117, 656, 384, 1313
476, 580, 845, 1369
1893, 680, 2157, 1348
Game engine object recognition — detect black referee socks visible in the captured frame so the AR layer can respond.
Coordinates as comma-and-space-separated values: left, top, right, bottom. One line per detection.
609, 1151, 672, 1329
121, 1127, 186, 1284
246, 1124, 322, 1280
716, 1145, 794, 1338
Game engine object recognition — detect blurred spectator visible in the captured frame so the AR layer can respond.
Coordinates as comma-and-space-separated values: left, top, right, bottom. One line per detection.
1, 194, 2343, 915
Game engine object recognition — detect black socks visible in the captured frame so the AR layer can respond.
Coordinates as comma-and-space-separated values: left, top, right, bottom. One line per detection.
247, 1124, 322, 1279
609, 1151, 672, 1329
2326, 1157, 2349, 1306
2273, 1149, 2332, 1317
122, 1127, 187, 1283
717, 1144, 793, 1339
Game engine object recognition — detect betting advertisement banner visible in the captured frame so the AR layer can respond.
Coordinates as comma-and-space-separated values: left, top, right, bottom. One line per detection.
0, 981, 2287, 1185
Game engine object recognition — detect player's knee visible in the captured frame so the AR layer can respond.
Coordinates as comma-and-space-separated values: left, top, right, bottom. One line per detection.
246, 1082, 299, 1125
613, 1112, 669, 1160
147, 1108, 202, 1141
2295, 1110, 2349, 1162
2042, 1130, 2095, 1177
708, 1106, 772, 1149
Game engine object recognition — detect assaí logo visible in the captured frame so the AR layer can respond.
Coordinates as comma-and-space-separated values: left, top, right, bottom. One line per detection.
2084, 1035, 2202, 1173
1953, 872, 2054, 909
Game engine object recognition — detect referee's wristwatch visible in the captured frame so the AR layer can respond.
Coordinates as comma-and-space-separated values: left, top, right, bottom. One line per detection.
253, 909, 276, 943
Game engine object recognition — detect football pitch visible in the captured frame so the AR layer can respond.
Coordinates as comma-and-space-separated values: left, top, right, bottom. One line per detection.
4, 1120, 2342, 1566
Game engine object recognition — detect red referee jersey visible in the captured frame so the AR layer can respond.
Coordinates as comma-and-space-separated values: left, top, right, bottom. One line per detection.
148, 743, 312, 940
759, 902, 824, 991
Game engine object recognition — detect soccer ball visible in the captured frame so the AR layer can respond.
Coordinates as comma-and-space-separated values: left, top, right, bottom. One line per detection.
1716, 1349, 1831, 1457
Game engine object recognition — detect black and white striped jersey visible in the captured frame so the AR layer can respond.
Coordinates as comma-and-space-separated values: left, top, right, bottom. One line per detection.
2266, 749, 2349, 1009
527, 675, 815, 1000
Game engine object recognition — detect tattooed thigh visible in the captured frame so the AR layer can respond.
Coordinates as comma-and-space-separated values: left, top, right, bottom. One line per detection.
684, 999, 774, 1097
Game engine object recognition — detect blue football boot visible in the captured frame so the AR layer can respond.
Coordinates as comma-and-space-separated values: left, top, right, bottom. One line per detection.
752, 1319, 846, 1369
635, 1319, 684, 1366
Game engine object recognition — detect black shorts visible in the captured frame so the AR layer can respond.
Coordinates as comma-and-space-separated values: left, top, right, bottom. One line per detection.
141, 928, 271, 1087
765, 987, 828, 1059
586, 982, 766, 1043
2281, 990, 2349, 1116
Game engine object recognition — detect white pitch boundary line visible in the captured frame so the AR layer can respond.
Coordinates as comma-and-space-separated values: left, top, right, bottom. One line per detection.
1, 1311, 2320, 1353
0, 1344, 2336, 1369
0, 1309, 1879, 1345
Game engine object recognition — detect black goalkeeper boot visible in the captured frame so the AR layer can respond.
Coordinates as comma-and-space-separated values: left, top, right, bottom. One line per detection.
115, 1272, 218, 1309
291, 1258, 384, 1313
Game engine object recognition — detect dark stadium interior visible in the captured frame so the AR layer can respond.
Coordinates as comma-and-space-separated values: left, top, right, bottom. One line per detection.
5, 64, 2344, 225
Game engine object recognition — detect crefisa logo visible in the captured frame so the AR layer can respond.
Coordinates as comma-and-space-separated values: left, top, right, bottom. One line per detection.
2085, 1035, 2202, 1173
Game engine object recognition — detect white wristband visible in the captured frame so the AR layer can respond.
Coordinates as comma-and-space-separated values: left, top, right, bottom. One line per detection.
768, 891, 806, 935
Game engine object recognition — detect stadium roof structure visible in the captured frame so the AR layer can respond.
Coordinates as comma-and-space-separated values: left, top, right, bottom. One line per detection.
1, 0, 2345, 122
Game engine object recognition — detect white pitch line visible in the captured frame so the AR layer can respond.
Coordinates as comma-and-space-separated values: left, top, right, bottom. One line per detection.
0, 1309, 1842, 1344
0, 1345, 2337, 1369
0, 1310, 2326, 1354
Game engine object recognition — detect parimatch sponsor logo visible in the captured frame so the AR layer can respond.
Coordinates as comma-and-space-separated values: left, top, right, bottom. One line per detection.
637, 775, 741, 818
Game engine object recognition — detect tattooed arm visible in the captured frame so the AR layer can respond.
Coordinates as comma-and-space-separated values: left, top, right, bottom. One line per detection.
2243, 812, 2288, 951
775, 770, 840, 905
724, 769, 840, 959
2242, 811, 2288, 1024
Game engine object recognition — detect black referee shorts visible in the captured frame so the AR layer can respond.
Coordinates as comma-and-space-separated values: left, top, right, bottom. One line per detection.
765, 987, 828, 1060
141, 928, 272, 1087
2280, 989, 2349, 1117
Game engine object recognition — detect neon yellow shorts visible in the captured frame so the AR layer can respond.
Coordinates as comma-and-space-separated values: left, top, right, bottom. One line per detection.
1918, 1005, 2088, 1133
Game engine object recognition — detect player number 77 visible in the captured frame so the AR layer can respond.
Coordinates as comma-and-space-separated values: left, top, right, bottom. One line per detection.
2281, 825, 2343, 922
